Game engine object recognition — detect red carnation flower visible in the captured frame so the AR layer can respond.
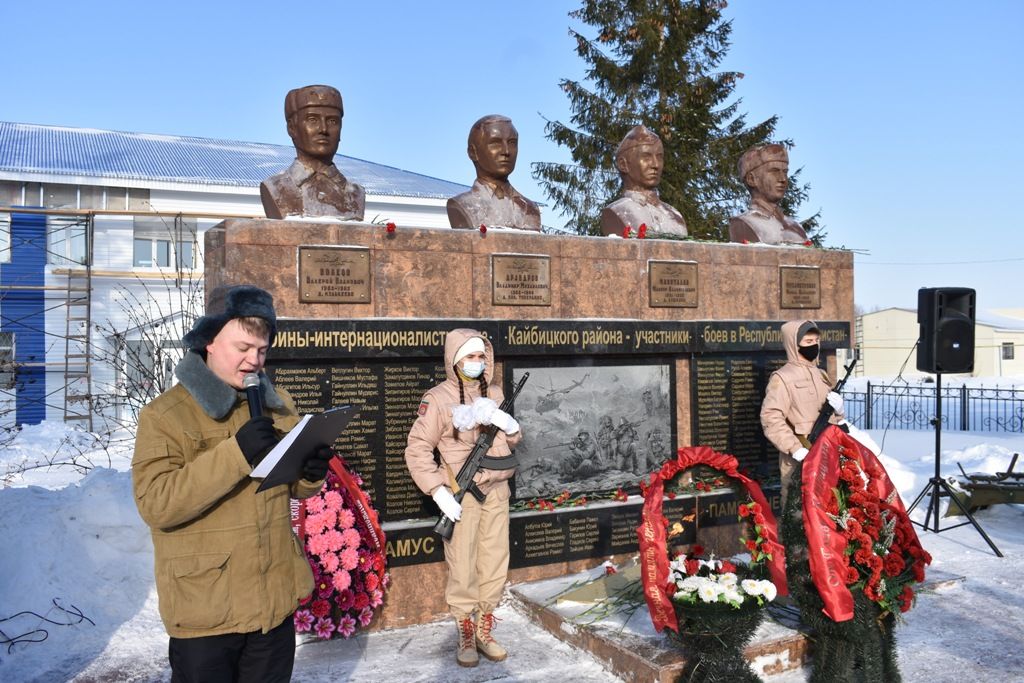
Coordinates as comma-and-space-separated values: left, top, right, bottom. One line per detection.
637, 223, 648, 239
803, 240, 813, 247
685, 559, 700, 575
846, 567, 860, 584
479, 223, 487, 234
622, 225, 632, 238
720, 560, 736, 573
691, 544, 705, 556
385, 222, 397, 233
311, 599, 331, 618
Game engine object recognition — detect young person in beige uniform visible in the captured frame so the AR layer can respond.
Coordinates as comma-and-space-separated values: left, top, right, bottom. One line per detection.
404, 329, 522, 667
760, 320, 880, 511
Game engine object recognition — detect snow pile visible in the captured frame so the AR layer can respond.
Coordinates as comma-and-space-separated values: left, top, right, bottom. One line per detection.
0, 421, 1021, 681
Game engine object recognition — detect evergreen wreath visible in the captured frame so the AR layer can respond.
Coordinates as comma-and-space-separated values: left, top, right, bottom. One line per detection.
638, 446, 788, 683
782, 426, 931, 682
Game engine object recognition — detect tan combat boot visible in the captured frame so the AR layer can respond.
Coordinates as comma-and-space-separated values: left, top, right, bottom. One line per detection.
456, 615, 479, 667
475, 612, 508, 662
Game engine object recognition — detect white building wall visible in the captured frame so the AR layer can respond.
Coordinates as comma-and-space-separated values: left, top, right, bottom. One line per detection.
858, 308, 1024, 378
33, 185, 455, 428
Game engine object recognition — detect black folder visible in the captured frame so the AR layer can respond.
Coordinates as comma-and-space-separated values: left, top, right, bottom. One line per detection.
253, 405, 361, 492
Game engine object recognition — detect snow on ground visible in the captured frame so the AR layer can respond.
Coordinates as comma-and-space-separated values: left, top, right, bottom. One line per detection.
1, 419, 1022, 682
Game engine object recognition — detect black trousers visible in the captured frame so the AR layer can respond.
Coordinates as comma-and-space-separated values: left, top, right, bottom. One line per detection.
168, 616, 296, 683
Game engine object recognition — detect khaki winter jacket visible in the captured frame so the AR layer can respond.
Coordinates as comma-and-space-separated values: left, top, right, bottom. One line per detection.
405, 328, 522, 497
760, 320, 844, 455
132, 351, 320, 639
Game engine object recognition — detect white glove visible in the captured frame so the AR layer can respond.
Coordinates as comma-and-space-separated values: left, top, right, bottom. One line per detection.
792, 447, 809, 462
845, 422, 882, 456
489, 408, 520, 435
432, 487, 462, 521
471, 397, 498, 425
451, 404, 477, 431
827, 391, 844, 414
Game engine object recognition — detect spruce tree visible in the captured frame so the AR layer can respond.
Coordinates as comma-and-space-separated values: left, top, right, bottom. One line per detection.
533, 0, 820, 241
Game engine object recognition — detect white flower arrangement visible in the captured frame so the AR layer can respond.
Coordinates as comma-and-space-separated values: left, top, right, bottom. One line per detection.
669, 554, 777, 609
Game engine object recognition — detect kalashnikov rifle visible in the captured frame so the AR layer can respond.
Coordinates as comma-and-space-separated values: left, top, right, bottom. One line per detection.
432, 372, 529, 541
807, 349, 859, 445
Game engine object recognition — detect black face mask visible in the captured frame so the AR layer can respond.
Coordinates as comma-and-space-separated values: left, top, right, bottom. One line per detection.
798, 344, 819, 361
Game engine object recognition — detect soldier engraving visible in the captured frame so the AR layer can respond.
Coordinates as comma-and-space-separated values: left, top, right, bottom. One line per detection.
447, 115, 541, 230
729, 143, 807, 244
600, 126, 688, 238
260, 84, 366, 221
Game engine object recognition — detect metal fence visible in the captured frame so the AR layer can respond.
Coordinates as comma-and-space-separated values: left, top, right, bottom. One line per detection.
842, 383, 1024, 432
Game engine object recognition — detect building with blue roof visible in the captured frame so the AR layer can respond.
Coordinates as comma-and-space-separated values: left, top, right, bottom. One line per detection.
0, 121, 468, 430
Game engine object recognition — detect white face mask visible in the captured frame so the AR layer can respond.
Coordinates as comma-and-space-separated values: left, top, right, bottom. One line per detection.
461, 361, 485, 379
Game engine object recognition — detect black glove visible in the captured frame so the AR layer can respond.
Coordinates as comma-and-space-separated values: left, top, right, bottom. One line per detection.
236, 416, 280, 467
302, 445, 333, 481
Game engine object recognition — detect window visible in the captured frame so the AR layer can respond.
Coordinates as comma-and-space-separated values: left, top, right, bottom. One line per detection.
0, 181, 20, 207
133, 217, 197, 269
44, 184, 77, 209
121, 339, 180, 404
0, 332, 13, 390
48, 216, 89, 265
1002, 342, 1015, 361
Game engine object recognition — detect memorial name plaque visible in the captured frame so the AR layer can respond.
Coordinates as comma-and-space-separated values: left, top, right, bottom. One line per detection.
492, 254, 551, 306
648, 260, 698, 308
267, 359, 446, 522
691, 353, 787, 474
780, 266, 821, 309
298, 245, 371, 303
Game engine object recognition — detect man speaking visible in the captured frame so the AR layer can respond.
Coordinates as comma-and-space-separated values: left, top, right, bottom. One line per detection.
132, 285, 332, 681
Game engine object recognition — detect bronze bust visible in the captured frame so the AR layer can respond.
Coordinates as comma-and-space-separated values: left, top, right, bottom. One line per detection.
600, 126, 687, 238
447, 115, 541, 230
260, 84, 366, 221
729, 144, 807, 244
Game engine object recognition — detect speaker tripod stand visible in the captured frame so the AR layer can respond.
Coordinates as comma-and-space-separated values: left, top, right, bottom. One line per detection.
906, 372, 1003, 557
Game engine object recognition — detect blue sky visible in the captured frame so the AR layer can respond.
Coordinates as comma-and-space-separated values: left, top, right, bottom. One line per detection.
4, 1, 1022, 313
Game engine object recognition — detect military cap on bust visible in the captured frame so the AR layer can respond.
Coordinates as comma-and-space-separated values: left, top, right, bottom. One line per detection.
738, 143, 788, 180
284, 84, 343, 119
615, 125, 662, 162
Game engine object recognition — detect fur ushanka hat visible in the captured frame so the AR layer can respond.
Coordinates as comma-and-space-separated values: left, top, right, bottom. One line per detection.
182, 285, 277, 353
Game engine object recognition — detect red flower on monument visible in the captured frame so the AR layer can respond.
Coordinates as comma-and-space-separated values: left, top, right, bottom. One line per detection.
803, 240, 813, 247
385, 222, 396, 234
622, 225, 633, 239
637, 223, 648, 239
479, 224, 487, 234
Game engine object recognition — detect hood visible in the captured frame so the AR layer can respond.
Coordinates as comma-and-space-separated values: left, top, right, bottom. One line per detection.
781, 319, 819, 366
443, 328, 495, 385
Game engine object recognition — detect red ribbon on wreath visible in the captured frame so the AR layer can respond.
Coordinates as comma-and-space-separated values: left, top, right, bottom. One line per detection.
802, 425, 925, 622
291, 455, 387, 586
638, 446, 788, 633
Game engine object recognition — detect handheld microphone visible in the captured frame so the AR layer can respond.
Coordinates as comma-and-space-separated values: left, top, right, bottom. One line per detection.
243, 373, 263, 418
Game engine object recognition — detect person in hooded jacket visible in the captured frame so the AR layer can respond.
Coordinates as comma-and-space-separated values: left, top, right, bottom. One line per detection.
132, 285, 333, 682
404, 329, 522, 668
760, 320, 880, 511
760, 320, 846, 513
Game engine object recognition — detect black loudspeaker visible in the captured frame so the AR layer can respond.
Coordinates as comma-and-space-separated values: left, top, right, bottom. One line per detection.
917, 287, 975, 373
